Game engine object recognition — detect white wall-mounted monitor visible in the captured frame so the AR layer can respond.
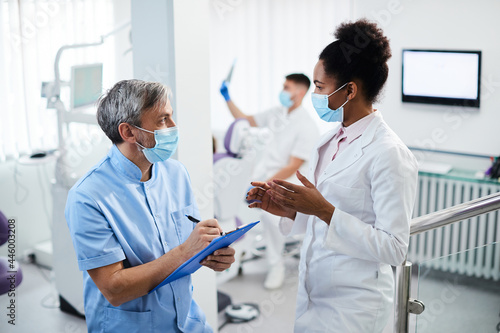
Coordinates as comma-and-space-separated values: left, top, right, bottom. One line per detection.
402, 50, 481, 108
70, 63, 103, 109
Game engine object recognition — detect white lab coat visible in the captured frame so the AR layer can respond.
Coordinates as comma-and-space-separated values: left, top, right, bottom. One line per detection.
280, 112, 418, 333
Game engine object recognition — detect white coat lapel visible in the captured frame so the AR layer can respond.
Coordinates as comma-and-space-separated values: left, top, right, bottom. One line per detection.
316, 113, 384, 186
310, 124, 342, 184
317, 139, 364, 186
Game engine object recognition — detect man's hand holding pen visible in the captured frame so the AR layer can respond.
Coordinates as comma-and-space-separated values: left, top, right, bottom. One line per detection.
180, 217, 235, 272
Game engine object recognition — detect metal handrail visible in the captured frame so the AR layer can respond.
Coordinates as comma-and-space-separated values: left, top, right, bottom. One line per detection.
407, 146, 493, 160
410, 191, 500, 235
395, 190, 500, 333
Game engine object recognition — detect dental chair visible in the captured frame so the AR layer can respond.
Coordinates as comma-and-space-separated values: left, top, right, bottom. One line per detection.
0, 210, 23, 295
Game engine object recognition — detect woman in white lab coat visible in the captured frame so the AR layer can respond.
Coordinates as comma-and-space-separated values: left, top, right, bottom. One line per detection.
247, 19, 418, 332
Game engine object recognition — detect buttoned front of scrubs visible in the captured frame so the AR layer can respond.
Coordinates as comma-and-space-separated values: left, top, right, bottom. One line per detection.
65, 145, 212, 333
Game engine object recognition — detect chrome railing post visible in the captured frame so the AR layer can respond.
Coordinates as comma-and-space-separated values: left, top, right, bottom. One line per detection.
395, 261, 412, 333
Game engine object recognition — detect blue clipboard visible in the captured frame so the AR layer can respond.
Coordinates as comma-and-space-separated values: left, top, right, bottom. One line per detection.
150, 221, 260, 293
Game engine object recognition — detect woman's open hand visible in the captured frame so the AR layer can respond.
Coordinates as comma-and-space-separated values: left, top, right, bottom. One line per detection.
246, 181, 297, 219
267, 171, 335, 224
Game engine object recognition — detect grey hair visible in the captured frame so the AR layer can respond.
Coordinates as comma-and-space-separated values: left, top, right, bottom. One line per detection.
96, 79, 171, 144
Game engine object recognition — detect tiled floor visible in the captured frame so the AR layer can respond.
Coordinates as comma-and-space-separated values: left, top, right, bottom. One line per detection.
217, 256, 299, 333
0, 261, 87, 333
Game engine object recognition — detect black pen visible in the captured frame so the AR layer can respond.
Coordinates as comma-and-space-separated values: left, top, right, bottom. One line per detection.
185, 215, 225, 236
186, 215, 200, 223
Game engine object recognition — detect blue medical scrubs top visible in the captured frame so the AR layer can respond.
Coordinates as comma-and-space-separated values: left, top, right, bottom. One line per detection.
65, 145, 212, 333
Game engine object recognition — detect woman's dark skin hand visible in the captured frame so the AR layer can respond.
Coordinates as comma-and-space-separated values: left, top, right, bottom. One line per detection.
267, 170, 335, 224
246, 181, 297, 219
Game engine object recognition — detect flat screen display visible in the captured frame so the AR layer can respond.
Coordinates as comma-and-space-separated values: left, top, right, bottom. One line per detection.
402, 50, 481, 108
71, 63, 103, 109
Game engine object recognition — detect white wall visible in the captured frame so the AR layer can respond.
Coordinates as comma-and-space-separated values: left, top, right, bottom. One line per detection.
113, 0, 133, 82
209, 0, 353, 137
353, 0, 500, 158
172, 0, 219, 329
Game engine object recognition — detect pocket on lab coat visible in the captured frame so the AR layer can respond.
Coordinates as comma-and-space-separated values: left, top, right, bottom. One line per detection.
332, 257, 381, 312
103, 307, 152, 332
170, 204, 197, 243
321, 182, 365, 218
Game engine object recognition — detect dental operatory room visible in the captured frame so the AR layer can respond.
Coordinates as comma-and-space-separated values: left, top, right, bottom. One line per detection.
2, 0, 500, 332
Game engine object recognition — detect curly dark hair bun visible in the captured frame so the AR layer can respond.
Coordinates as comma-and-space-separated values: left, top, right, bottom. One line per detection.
319, 18, 392, 103
335, 19, 391, 65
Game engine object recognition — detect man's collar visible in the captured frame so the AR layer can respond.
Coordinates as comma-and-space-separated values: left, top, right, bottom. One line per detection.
109, 145, 146, 182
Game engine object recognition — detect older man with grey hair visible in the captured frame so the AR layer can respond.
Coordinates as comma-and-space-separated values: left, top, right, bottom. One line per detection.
65, 79, 235, 332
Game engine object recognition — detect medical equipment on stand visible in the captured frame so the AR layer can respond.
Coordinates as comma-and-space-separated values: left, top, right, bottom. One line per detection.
42, 22, 130, 317
70, 63, 103, 110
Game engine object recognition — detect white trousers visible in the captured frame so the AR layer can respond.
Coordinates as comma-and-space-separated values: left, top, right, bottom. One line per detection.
260, 210, 285, 266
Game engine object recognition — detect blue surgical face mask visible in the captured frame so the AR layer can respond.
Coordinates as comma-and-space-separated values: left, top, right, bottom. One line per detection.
134, 125, 179, 163
279, 90, 294, 108
311, 82, 349, 122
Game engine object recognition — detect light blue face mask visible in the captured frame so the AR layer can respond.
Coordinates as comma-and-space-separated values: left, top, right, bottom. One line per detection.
279, 90, 294, 108
311, 82, 349, 122
134, 125, 179, 163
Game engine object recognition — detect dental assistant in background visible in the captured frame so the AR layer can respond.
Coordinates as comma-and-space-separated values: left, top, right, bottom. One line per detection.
247, 19, 418, 332
65, 80, 235, 333
220, 74, 319, 289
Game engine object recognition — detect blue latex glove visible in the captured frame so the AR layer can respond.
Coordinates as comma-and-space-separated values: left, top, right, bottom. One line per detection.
220, 81, 231, 102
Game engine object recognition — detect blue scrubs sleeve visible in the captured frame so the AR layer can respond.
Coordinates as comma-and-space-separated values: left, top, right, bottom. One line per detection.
65, 189, 126, 271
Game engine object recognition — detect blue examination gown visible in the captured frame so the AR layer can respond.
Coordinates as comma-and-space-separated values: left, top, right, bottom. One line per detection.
65, 144, 212, 333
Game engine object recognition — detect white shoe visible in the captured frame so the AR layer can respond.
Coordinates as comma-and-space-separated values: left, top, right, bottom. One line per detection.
264, 263, 285, 289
